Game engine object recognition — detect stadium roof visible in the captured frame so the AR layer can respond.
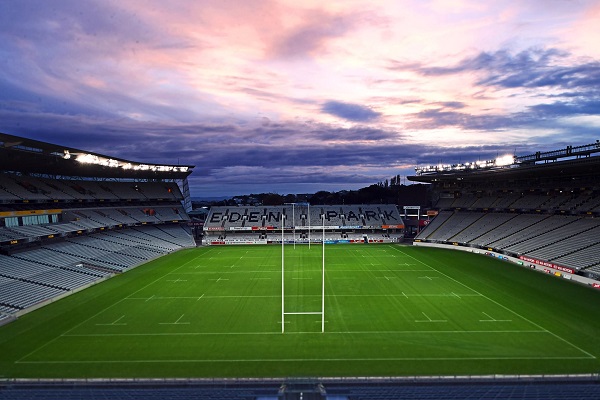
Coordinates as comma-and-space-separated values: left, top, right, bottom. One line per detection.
409, 141, 600, 184
0, 132, 194, 180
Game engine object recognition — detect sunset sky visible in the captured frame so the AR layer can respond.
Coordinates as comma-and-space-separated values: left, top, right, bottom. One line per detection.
1, 0, 599, 197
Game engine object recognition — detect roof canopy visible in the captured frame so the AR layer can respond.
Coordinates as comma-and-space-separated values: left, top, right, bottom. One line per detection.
0, 132, 194, 180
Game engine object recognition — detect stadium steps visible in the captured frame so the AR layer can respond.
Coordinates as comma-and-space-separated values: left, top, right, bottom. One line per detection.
94, 234, 166, 256
39, 246, 129, 270
130, 227, 185, 249
97, 231, 171, 253
504, 217, 581, 254
9, 253, 110, 277
485, 214, 553, 248
460, 213, 520, 245
445, 213, 488, 242
0, 271, 94, 291
551, 240, 600, 262
525, 224, 600, 261
103, 230, 174, 252
64, 238, 149, 261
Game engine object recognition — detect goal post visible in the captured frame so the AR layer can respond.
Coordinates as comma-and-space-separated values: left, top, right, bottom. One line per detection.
281, 211, 325, 333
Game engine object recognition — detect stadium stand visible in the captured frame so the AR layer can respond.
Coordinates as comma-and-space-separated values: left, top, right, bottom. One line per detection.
203, 204, 404, 245
0, 132, 195, 318
410, 141, 600, 282
1, 376, 599, 400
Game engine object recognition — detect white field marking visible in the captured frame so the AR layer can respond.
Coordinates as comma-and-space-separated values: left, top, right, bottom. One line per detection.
389, 245, 597, 360
292, 277, 313, 280
175, 269, 431, 274
145, 295, 155, 303
479, 312, 512, 322
376, 276, 397, 280
17, 249, 206, 364
418, 276, 439, 280
284, 312, 323, 315
95, 315, 127, 326
254, 277, 272, 280
208, 277, 229, 282
61, 329, 547, 338
197, 294, 205, 301
166, 278, 188, 283
159, 314, 189, 325
415, 312, 447, 323
17, 355, 593, 365
451, 292, 461, 299
125, 293, 481, 301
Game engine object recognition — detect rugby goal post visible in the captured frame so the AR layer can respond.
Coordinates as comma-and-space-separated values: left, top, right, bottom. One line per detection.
281, 212, 325, 333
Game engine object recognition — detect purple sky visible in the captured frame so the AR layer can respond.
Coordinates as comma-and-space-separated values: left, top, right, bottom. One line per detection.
1, 0, 599, 197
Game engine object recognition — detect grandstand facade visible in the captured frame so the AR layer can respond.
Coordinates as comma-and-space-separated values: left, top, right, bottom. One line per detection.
0, 133, 196, 324
203, 204, 404, 245
409, 141, 600, 283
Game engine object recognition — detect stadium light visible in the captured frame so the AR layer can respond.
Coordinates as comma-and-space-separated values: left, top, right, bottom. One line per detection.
495, 154, 515, 166
415, 153, 517, 175
73, 152, 188, 174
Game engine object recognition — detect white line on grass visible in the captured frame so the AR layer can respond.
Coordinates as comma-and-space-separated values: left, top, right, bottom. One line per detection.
479, 312, 512, 322
17, 355, 593, 364
95, 315, 127, 326
389, 245, 597, 360
61, 329, 548, 338
124, 293, 481, 301
159, 314, 189, 325
415, 312, 447, 323
208, 277, 229, 282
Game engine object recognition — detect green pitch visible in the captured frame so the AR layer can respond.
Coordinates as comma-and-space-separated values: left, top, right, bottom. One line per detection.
1, 244, 599, 379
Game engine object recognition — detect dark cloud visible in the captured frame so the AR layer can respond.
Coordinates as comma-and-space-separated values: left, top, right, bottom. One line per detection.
322, 101, 381, 122
390, 47, 600, 91
529, 99, 600, 117
432, 101, 466, 109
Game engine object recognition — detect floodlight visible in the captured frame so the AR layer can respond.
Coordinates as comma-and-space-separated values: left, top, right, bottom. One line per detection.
495, 154, 515, 166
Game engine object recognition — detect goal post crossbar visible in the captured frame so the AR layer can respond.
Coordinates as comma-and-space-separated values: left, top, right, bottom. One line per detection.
284, 312, 323, 315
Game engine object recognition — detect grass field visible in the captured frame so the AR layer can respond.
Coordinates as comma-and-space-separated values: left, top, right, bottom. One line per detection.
1, 244, 599, 379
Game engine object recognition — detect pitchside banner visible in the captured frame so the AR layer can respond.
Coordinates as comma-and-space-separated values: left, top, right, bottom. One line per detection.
519, 255, 575, 274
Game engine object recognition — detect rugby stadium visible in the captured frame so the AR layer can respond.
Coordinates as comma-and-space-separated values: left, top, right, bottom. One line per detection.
1, 132, 600, 399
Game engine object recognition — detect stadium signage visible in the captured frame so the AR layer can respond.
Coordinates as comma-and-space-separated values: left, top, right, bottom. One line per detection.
208, 208, 400, 224
593, 283, 600, 289
519, 256, 575, 274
